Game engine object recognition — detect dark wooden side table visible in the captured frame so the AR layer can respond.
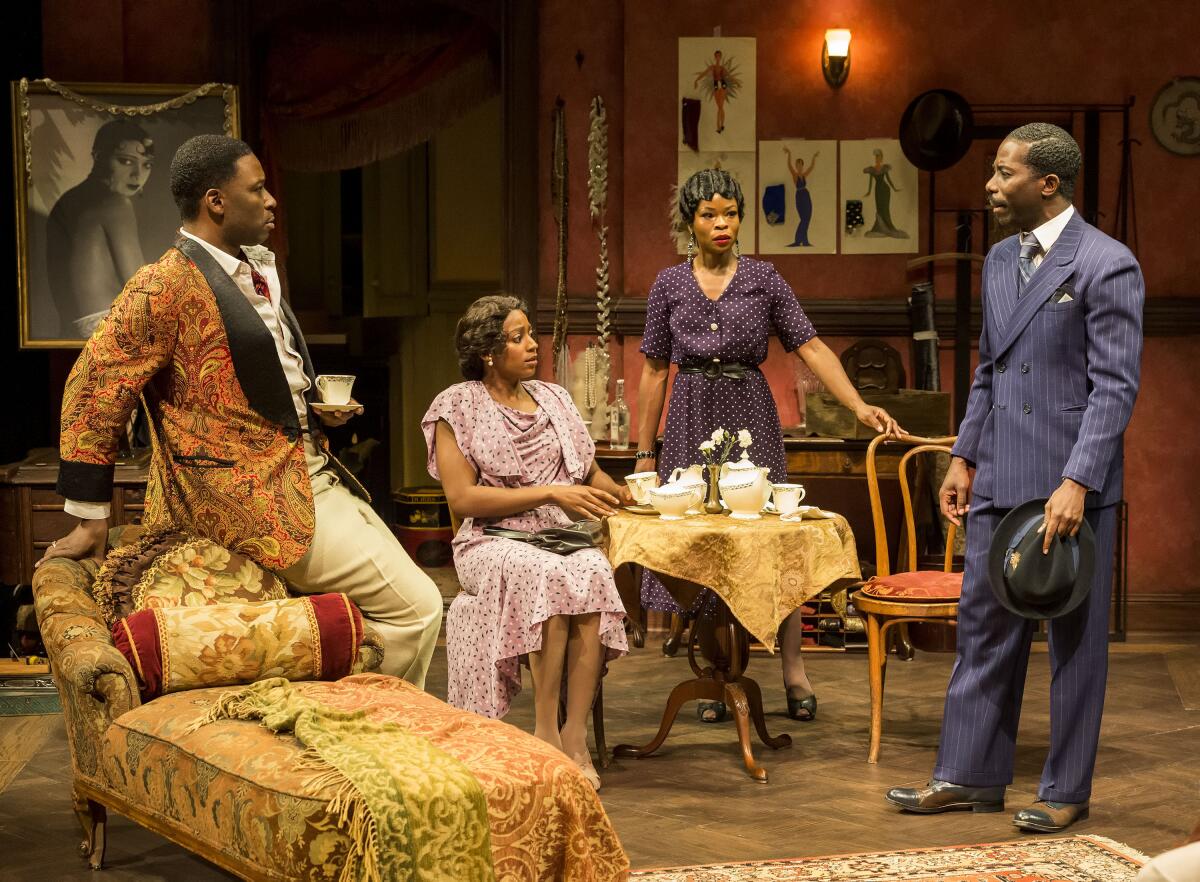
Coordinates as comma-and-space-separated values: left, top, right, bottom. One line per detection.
0, 448, 149, 587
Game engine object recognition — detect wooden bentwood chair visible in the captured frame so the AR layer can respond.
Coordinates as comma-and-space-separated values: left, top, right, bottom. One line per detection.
852, 433, 962, 763
447, 506, 610, 766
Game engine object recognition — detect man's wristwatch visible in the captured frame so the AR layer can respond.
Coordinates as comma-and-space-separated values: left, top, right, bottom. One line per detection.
635, 450, 656, 460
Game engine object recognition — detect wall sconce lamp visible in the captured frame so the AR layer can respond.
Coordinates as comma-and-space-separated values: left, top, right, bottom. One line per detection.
822, 29, 852, 87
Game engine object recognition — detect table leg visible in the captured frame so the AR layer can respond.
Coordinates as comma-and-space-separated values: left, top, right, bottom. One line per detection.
613, 677, 724, 760
724, 682, 769, 783
738, 675, 793, 751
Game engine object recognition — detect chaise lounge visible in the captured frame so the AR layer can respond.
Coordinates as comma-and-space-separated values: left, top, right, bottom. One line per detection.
33, 527, 629, 881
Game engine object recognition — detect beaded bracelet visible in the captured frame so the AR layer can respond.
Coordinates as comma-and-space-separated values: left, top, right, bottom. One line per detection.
634, 450, 656, 460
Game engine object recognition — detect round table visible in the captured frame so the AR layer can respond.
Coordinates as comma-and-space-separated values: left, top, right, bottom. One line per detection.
605, 509, 860, 782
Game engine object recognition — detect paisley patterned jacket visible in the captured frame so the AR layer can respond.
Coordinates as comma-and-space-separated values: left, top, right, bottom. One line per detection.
57, 237, 368, 570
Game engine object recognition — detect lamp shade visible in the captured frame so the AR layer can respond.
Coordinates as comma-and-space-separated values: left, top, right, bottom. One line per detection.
824, 29, 852, 58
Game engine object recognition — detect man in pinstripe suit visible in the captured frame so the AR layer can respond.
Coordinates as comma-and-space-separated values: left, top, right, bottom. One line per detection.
886, 123, 1144, 832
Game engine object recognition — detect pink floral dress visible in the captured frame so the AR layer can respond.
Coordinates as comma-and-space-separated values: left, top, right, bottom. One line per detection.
422, 380, 628, 718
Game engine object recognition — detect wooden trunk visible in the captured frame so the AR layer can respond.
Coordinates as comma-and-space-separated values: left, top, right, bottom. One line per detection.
805, 390, 951, 440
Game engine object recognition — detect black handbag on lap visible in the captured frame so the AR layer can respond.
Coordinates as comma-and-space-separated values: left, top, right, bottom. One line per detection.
482, 519, 603, 555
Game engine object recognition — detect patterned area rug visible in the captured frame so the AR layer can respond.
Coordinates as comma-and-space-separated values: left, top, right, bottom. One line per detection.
631, 836, 1148, 881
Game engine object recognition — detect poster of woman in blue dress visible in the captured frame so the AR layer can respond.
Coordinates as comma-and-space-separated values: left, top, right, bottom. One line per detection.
757, 139, 836, 255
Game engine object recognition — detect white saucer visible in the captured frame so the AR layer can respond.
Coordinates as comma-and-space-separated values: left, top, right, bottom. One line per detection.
311, 401, 362, 413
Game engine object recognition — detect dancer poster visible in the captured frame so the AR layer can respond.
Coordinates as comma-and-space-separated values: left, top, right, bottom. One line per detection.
678, 38, 756, 153
757, 140, 837, 255
839, 139, 919, 255
673, 150, 756, 255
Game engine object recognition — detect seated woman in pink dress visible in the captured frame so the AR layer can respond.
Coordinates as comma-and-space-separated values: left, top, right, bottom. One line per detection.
423, 295, 631, 790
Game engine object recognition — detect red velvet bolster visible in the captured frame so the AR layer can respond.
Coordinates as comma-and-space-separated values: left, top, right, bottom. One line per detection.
112, 610, 163, 703
111, 593, 364, 702
307, 592, 364, 681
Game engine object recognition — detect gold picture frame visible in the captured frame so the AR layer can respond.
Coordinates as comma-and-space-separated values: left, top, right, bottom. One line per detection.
11, 78, 239, 348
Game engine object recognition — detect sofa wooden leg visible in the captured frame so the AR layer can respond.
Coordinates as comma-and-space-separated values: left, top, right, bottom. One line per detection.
73, 791, 107, 870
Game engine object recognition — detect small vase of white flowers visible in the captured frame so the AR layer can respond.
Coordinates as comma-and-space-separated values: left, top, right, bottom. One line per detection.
698, 428, 752, 514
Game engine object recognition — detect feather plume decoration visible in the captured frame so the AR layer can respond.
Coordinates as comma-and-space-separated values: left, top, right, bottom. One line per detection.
551, 98, 569, 363
587, 96, 611, 347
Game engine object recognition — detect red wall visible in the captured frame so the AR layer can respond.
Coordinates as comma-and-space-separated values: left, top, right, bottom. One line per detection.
538, 0, 1200, 622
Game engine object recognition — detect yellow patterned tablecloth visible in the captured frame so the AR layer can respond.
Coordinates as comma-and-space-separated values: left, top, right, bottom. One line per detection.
605, 511, 861, 648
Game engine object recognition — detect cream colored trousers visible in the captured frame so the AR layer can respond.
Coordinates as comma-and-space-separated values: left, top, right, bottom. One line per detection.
281, 466, 442, 687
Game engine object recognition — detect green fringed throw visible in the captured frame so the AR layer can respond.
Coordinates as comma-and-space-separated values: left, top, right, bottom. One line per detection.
189, 677, 495, 882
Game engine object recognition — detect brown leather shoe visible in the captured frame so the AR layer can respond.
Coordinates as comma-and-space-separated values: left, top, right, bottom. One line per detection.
885, 778, 1005, 813
1012, 799, 1089, 832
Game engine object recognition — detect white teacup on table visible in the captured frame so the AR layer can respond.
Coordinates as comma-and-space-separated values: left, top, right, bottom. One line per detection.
647, 482, 699, 520
770, 483, 806, 516
315, 374, 355, 406
624, 472, 660, 505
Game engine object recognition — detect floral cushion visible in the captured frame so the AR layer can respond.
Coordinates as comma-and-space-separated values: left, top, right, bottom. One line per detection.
112, 594, 365, 702
93, 530, 287, 625
859, 570, 963, 602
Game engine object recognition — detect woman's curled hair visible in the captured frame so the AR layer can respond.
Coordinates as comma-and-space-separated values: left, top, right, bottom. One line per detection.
455, 294, 528, 380
678, 167, 745, 224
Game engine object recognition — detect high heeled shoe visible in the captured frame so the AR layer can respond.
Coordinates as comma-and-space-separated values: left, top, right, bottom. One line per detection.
786, 692, 817, 721
697, 700, 728, 723
572, 753, 601, 791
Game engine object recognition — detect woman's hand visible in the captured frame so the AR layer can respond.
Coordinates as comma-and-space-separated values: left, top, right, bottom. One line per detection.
551, 484, 621, 520
634, 456, 657, 474
854, 402, 903, 438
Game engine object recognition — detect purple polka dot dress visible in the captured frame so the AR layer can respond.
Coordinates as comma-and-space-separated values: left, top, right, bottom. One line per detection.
423, 380, 627, 718
640, 257, 817, 612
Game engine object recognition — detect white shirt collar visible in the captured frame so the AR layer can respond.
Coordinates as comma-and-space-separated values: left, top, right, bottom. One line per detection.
1025, 204, 1074, 255
178, 228, 275, 278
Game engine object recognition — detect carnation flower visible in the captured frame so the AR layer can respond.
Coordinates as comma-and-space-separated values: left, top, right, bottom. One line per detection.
699, 440, 715, 452
738, 429, 752, 448
711, 428, 725, 443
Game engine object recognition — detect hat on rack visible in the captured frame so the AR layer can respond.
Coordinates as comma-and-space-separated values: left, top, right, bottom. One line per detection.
899, 89, 974, 171
987, 498, 1097, 620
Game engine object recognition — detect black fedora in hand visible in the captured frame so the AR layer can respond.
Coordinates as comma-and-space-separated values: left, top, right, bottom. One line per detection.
987, 498, 1096, 620
899, 89, 974, 171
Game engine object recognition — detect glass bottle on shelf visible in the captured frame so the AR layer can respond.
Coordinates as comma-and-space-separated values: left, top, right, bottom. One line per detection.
609, 378, 630, 449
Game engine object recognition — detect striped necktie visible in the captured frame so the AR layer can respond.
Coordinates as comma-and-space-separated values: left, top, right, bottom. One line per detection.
1017, 232, 1041, 292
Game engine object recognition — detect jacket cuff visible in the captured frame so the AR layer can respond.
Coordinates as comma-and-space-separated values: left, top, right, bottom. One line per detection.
56, 460, 115, 503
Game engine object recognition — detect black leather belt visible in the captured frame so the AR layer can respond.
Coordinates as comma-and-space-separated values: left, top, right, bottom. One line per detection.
678, 360, 758, 380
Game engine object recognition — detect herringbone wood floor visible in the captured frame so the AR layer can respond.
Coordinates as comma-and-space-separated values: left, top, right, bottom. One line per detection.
1, 636, 1197, 880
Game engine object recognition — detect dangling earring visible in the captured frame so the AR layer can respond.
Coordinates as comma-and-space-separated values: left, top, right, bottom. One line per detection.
734, 239, 742, 258
686, 232, 696, 262
485, 356, 493, 367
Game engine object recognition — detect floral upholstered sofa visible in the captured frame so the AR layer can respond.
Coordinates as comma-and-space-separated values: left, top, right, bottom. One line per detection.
33, 528, 629, 881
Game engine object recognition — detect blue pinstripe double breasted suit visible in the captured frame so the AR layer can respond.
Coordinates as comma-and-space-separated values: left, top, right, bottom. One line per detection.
933, 207, 1144, 803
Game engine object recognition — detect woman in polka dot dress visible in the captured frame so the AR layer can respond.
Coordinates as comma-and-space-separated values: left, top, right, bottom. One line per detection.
634, 169, 901, 723
424, 295, 631, 790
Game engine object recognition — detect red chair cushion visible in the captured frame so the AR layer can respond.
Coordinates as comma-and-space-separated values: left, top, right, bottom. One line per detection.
859, 571, 962, 603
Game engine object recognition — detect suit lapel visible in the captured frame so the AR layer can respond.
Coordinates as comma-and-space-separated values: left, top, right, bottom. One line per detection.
278, 296, 318, 389
987, 237, 1020, 336
174, 236, 300, 430
992, 212, 1085, 357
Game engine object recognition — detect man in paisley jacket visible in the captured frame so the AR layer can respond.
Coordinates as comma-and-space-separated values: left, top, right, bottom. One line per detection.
39, 135, 442, 686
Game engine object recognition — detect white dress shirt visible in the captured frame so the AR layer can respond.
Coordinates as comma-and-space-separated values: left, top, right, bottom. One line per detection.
1024, 204, 1074, 271
65, 230, 325, 519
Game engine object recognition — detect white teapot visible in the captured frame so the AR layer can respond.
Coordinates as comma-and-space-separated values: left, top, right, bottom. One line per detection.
718, 452, 771, 519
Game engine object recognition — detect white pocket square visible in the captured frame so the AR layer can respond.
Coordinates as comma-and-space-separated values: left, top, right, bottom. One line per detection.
1055, 291, 1074, 303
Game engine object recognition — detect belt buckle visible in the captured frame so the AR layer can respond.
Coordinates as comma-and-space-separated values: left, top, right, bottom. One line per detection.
703, 361, 722, 380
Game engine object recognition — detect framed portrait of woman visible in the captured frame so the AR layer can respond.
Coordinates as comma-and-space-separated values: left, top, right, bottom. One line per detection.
11, 79, 239, 347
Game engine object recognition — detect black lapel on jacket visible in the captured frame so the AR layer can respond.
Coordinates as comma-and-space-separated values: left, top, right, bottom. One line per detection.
278, 296, 318, 389
174, 236, 300, 430
991, 212, 1085, 357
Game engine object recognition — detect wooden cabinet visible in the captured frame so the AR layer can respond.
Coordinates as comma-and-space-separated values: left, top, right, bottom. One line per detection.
0, 449, 149, 586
